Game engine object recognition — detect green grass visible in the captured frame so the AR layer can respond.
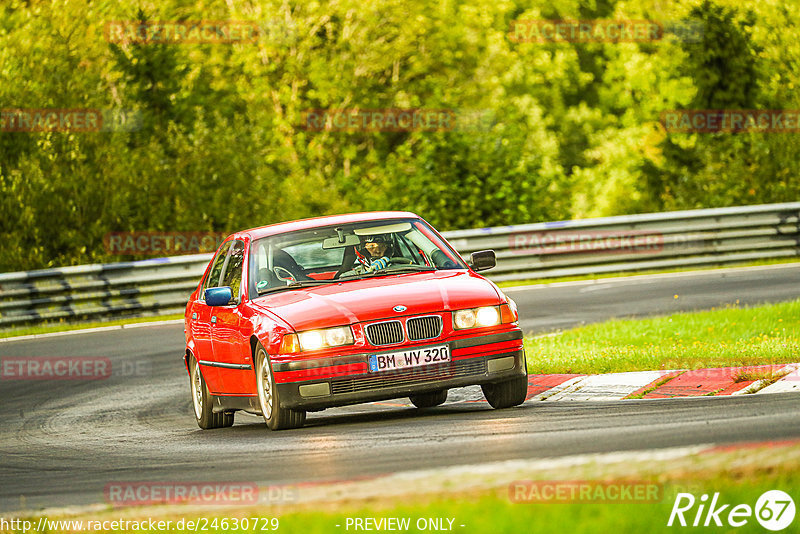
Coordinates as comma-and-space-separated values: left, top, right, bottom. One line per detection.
524, 299, 800, 374
0, 314, 184, 339
497, 257, 800, 288
269, 474, 799, 534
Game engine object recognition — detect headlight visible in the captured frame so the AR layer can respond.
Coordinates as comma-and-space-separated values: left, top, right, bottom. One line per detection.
281, 326, 355, 353
453, 309, 477, 329
476, 306, 500, 326
453, 306, 502, 329
298, 330, 325, 351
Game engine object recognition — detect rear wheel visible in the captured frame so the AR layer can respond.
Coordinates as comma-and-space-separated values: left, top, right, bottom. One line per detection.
255, 344, 306, 430
189, 357, 234, 429
409, 389, 448, 408
481, 375, 528, 409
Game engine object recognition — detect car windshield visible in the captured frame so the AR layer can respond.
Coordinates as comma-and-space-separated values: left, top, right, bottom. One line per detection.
249, 218, 467, 296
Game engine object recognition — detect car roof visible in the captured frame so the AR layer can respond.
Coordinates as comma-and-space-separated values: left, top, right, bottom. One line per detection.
235, 211, 421, 241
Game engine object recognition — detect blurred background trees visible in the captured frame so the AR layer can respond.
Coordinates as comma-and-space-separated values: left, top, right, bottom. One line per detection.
1, 0, 798, 271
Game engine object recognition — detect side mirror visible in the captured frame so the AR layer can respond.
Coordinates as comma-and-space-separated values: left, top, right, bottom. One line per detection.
470, 250, 496, 272
205, 286, 234, 307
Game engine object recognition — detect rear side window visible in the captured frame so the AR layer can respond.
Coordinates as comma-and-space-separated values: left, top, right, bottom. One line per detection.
202, 240, 232, 296
220, 241, 245, 300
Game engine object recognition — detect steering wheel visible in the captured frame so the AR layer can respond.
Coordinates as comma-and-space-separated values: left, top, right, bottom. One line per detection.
272, 266, 297, 283
335, 257, 416, 278
367, 257, 414, 272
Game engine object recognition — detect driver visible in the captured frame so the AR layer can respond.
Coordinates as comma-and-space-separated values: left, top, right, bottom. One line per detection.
362, 235, 394, 272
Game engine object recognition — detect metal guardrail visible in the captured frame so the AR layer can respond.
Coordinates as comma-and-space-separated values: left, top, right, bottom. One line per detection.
1, 202, 799, 328
0, 255, 212, 328
446, 202, 800, 282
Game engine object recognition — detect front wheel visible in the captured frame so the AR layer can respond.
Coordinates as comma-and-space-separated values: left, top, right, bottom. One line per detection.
189, 356, 234, 429
481, 375, 528, 409
255, 345, 306, 430
409, 389, 448, 408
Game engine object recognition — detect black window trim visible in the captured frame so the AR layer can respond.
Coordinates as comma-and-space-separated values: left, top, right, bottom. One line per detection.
218, 239, 246, 305
200, 240, 233, 302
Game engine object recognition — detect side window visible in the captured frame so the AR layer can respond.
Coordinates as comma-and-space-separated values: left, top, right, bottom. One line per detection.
395, 233, 422, 263
220, 241, 245, 301
202, 241, 232, 296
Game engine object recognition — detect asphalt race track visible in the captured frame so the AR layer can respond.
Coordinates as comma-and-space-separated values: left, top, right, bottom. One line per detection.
509, 263, 800, 334
1, 264, 800, 512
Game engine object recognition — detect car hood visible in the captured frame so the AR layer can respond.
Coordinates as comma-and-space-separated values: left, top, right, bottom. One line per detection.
250, 270, 502, 331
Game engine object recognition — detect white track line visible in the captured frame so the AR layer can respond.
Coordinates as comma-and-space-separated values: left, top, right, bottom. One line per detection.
503, 262, 800, 292
0, 319, 184, 343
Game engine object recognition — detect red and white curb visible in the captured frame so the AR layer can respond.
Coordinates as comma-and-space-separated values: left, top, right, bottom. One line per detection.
756, 364, 800, 394
528, 363, 800, 402
523, 363, 800, 402
372, 363, 799, 407
382, 363, 800, 407
533, 371, 668, 402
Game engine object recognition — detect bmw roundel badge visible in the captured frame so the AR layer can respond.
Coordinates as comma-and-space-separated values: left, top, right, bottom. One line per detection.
393, 305, 407, 313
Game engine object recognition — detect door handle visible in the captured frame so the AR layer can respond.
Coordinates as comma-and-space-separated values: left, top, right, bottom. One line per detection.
211, 316, 217, 324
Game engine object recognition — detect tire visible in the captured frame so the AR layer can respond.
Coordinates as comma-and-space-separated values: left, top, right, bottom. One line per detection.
481, 375, 528, 409
255, 344, 306, 430
409, 389, 448, 408
189, 356, 234, 429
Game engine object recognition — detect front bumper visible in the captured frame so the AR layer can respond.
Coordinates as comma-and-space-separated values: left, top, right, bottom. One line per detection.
272, 330, 526, 410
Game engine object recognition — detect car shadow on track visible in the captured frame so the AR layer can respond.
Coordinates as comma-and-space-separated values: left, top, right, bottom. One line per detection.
187, 394, 776, 436
216, 401, 502, 433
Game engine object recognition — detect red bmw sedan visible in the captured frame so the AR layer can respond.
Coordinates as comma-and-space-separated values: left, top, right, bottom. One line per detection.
184, 212, 528, 430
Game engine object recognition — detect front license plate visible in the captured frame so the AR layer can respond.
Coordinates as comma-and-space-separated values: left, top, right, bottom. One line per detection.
368, 345, 451, 372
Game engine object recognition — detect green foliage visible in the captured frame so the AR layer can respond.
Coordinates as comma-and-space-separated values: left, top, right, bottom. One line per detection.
637, 0, 800, 212
1, 0, 798, 271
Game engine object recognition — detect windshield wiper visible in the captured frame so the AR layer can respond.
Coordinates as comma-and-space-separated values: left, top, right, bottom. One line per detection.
337, 264, 437, 281
257, 280, 337, 295
386, 265, 436, 273
355, 265, 436, 278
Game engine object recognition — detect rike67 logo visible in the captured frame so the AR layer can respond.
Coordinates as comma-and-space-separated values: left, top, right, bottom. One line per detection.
668, 490, 795, 531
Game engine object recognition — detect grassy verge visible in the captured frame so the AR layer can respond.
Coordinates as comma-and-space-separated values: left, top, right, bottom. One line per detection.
496, 257, 800, 288
17, 442, 800, 534
524, 299, 800, 375
272, 472, 798, 534
0, 314, 184, 340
